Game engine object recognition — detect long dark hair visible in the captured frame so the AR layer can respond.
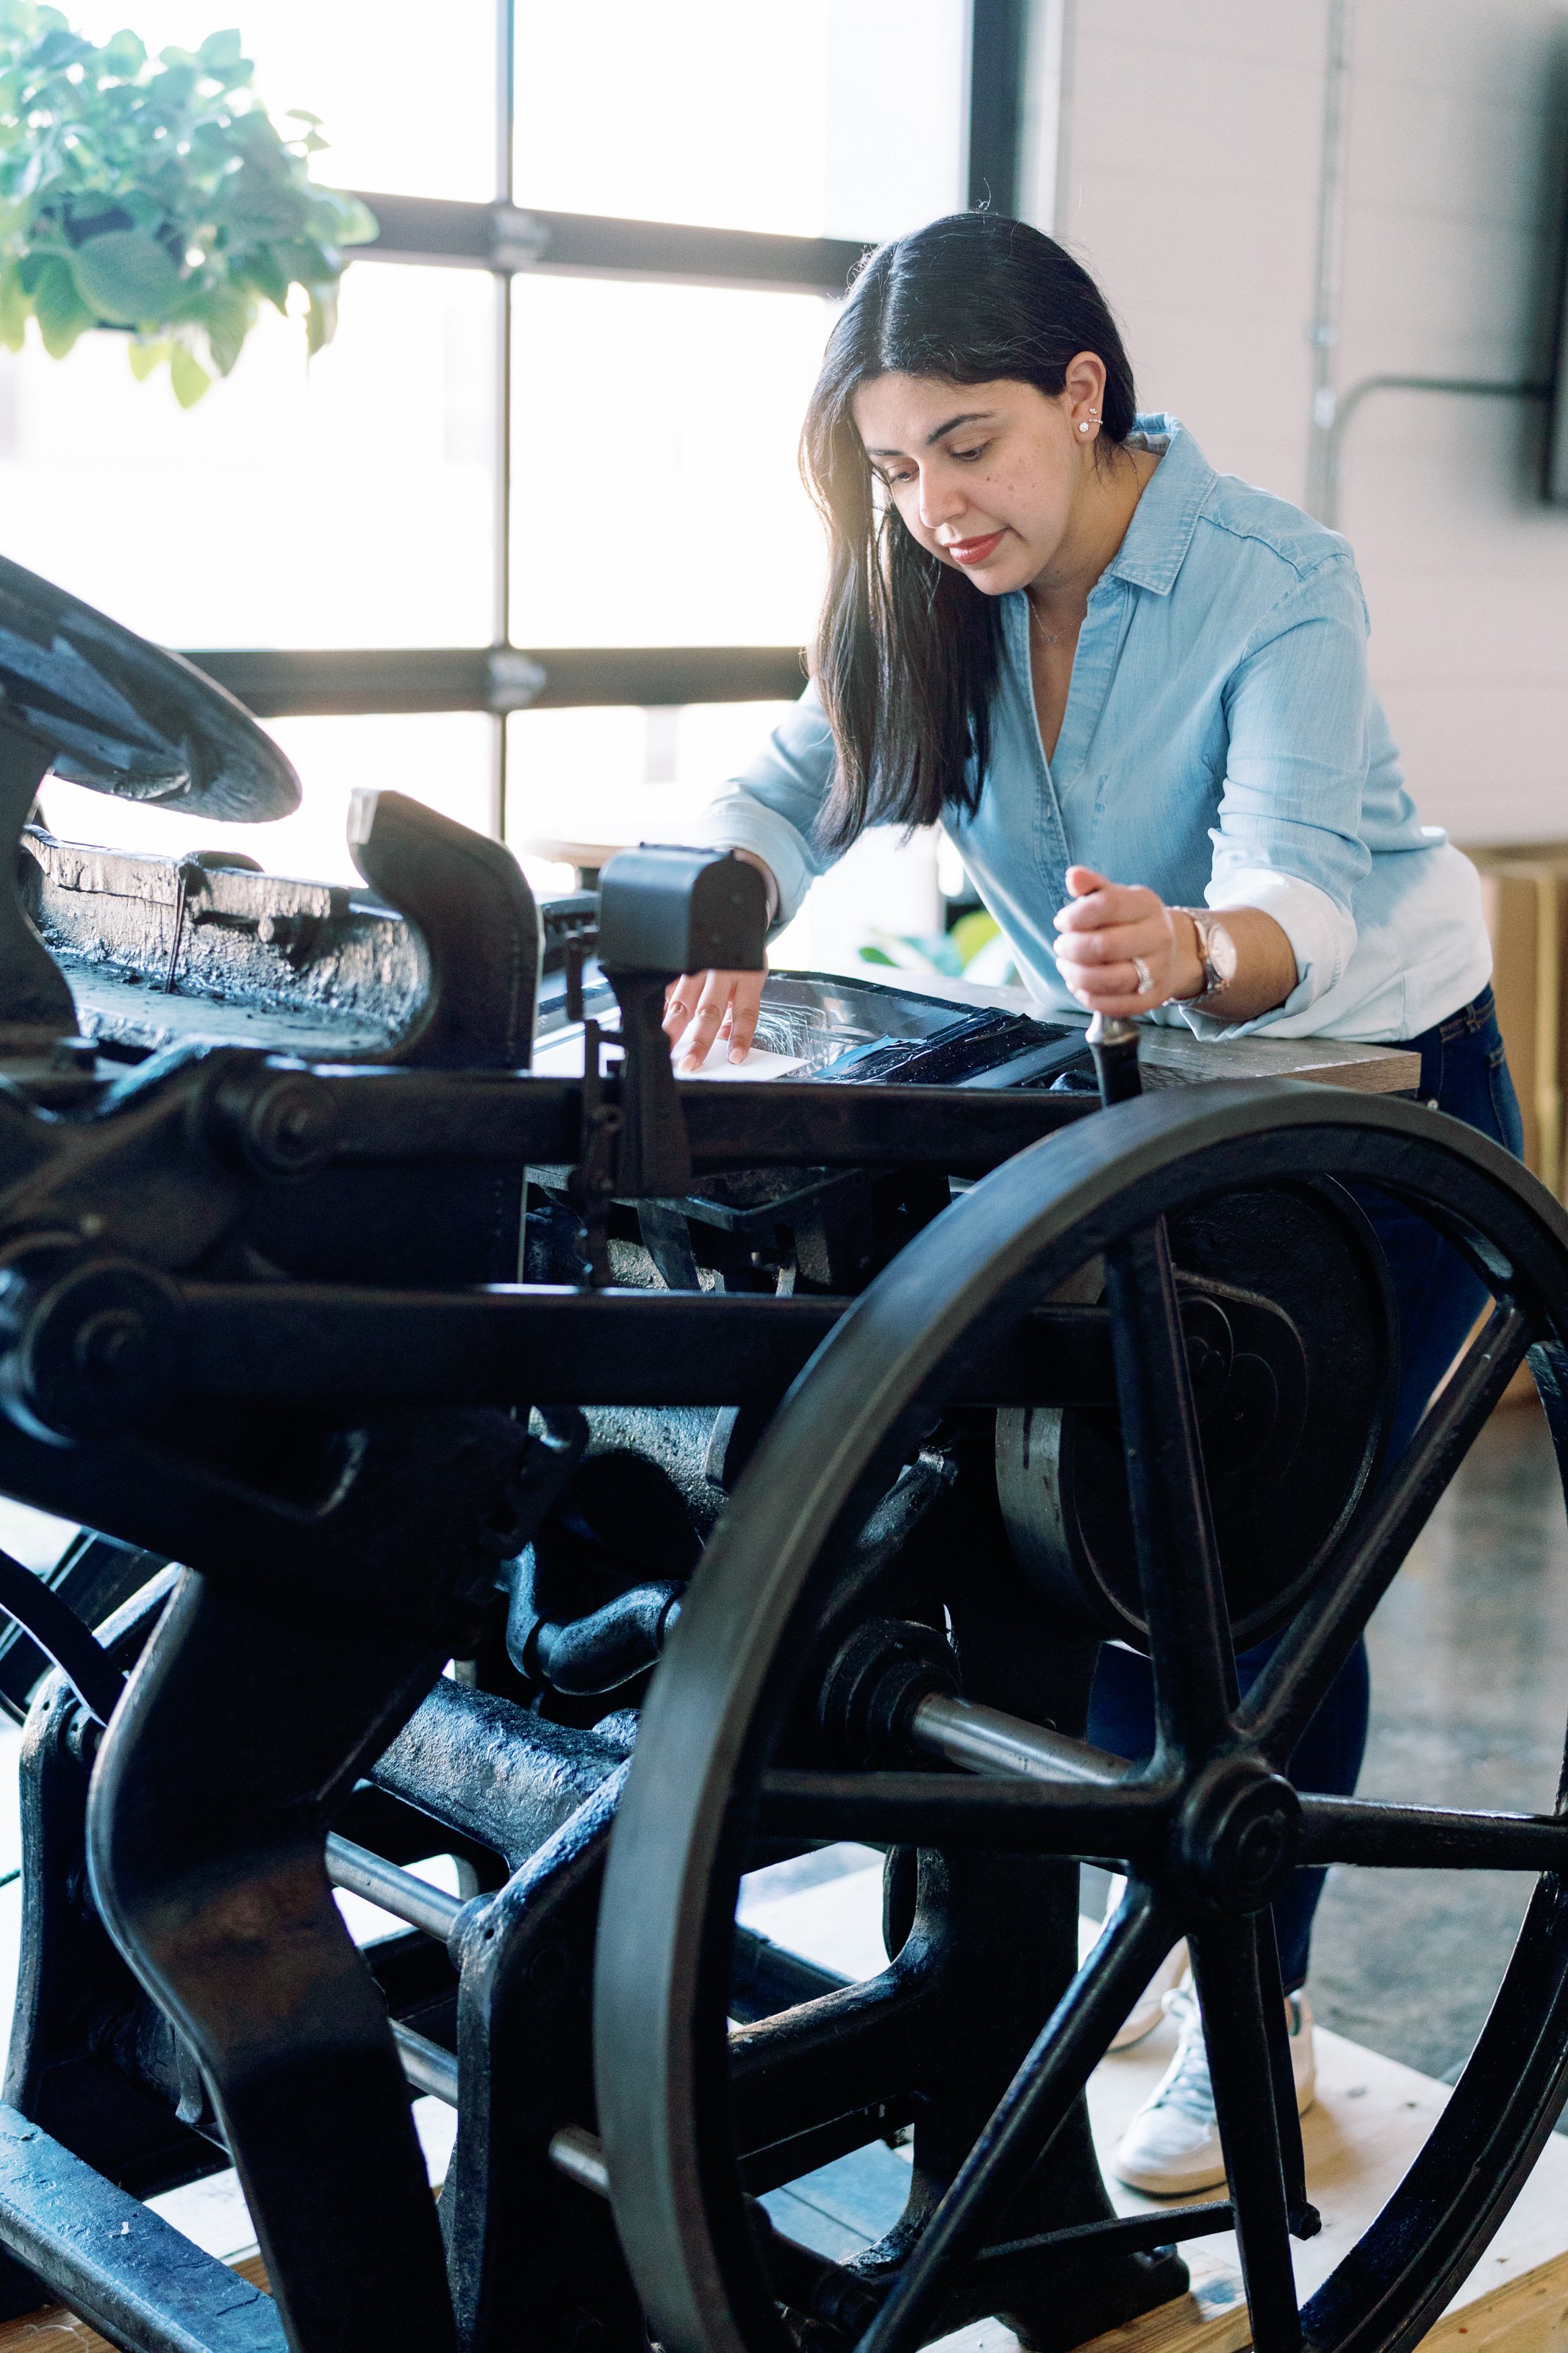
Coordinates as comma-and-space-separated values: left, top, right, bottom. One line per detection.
802, 213, 1137, 849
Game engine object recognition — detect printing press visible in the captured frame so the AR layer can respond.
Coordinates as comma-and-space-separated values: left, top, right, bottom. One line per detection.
0, 555, 1564, 2353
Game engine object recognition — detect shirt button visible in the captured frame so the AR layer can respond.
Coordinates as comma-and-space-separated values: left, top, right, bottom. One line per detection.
1425, 1097, 1440, 1110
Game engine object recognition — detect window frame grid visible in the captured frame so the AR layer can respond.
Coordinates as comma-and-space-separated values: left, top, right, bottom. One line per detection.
182, 0, 1027, 842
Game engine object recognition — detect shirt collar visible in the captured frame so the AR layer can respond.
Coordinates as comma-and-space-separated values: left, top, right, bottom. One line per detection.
1100, 413, 1215, 597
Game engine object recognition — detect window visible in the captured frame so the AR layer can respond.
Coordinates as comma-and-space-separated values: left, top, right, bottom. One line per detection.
24, 1, 1025, 889
2, 266, 496, 648
40, 713, 496, 885
509, 277, 830, 649
70, 0, 499, 199
513, 0, 967, 243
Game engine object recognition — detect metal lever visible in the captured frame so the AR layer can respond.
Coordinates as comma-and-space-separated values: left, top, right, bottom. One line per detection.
597, 846, 769, 1199
1086, 1012, 1142, 1107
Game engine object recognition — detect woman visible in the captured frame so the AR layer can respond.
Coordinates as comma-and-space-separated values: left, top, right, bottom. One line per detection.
663, 212, 1522, 2197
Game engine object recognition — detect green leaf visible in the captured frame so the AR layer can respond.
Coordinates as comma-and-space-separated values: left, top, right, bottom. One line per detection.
197, 26, 243, 68
100, 27, 145, 77
284, 107, 321, 126
151, 57, 196, 106
198, 277, 251, 373
218, 165, 307, 239
126, 331, 168, 379
232, 240, 287, 310
69, 224, 179, 324
168, 337, 209, 404
30, 249, 90, 353
32, 25, 87, 68
0, 257, 28, 349
950, 908, 1000, 967
316, 188, 376, 245
858, 946, 896, 967
304, 281, 334, 354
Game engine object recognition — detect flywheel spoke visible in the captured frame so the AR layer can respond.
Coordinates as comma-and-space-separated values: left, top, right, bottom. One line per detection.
1300, 1793, 1568, 1871
756, 1770, 1167, 1860
1188, 1918, 1303, 2353
1239, 1303, 1533, 1766
854, 1882, 1183, 2353
1253, 1912, 1316, 2240
1103, 1220, 1236, 1760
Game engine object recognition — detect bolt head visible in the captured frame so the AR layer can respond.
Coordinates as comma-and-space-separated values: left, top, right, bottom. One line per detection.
243, 1072, 337, 1175
1177, 1757, 1302, 1913
73, 1306, 148, 1386
10, 1256, 184, 1439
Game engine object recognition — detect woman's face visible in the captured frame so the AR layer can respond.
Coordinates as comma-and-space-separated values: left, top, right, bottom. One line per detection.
851, 368, 1103, 593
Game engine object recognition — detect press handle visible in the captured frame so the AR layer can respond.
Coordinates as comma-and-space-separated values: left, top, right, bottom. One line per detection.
1087, 1013, 1142, 1107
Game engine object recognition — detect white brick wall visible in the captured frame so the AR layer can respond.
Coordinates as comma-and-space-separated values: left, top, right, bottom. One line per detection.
1042, 0, 1568, 843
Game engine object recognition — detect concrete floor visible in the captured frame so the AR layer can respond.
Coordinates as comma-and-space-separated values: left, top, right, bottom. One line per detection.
1311, 1398, 1568, 2084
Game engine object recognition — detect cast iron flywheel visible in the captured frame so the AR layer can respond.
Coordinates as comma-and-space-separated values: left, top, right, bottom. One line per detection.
595, 1079, 1568, 2353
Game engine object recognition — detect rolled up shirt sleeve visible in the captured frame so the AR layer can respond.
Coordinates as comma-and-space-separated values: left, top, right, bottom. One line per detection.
687, 682, 839, 928
1189, 558, 1373, 1035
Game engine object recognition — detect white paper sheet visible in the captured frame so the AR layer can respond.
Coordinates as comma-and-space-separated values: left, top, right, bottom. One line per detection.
531, 1026, 804, 1082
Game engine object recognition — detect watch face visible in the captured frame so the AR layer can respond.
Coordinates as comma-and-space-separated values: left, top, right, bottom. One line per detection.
1209, 918, 1239, 986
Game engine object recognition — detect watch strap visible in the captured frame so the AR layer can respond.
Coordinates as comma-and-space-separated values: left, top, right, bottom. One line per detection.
1167, 908, 1228, 1004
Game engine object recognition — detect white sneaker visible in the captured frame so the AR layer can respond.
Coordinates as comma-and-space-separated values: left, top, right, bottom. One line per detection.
1080, 1880, 1189, 2049
1111, 1985, 1316, 2198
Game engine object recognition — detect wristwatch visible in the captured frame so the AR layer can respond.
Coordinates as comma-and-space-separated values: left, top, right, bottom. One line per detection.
1168, 909, 1238, 1004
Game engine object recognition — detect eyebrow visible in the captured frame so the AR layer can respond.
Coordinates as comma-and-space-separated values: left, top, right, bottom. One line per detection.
865, 410, 996, 457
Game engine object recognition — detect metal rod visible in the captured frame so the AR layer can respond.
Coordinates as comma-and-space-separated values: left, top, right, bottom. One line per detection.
1304, 0, 1354, 519
967, 0, 1026, 214
392, 2020, 459, 2106
1320, 371, 1553, 529
491, 0, 516, 845
1086, 1010, 1141, 1107
549, 2124, 610, 2198
326, 1835, 463, 1943
909, 1693, 1130, 1787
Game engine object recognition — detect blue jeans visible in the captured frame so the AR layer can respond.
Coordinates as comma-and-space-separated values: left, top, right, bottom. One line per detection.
1086, 988, 1525, 1987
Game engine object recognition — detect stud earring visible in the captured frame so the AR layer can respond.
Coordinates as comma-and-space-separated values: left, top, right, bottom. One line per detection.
1078, 421, 1091, 433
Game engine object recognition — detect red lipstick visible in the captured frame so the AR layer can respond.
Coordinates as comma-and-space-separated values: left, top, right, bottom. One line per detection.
945, 529, 1005, 566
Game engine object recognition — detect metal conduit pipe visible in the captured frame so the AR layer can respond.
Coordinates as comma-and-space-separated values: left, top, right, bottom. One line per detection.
325, 1833, 465, 1943
549, 2124, 610, 2198
1320, 372, 1553, 530
909, 1692, 1130, 1786
392, 2020, 459, 2106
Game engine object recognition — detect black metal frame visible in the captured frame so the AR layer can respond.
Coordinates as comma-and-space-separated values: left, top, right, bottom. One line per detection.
175, 1, 1031, 833
598, 1088, 1568, 2353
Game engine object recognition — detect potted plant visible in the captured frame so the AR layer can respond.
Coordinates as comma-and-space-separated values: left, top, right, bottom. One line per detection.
0, 2, 376, 404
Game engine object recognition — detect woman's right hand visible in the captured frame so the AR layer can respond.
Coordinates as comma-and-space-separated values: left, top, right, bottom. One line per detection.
661, 849, 778, 1071
662, 965, 768, 1071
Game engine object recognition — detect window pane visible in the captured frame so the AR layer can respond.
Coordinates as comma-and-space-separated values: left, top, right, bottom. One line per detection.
515, 0, 967, 241
39, 713, 497, 887
503, 703, 942, 980
68, 1, 498, 201
510, 279, 827, 648
504, 697, 795, 896
0, 265, 496, 649
504, 699, 792, 832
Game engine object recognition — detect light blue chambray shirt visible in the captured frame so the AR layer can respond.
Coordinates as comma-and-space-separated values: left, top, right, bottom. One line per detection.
691, 415, 1489, 1043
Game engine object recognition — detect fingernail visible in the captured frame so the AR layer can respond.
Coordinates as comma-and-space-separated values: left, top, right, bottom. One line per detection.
728, 1046, 747, 1063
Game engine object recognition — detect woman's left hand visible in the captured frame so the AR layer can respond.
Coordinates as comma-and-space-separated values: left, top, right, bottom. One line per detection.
1052, 865, 1202, 1015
